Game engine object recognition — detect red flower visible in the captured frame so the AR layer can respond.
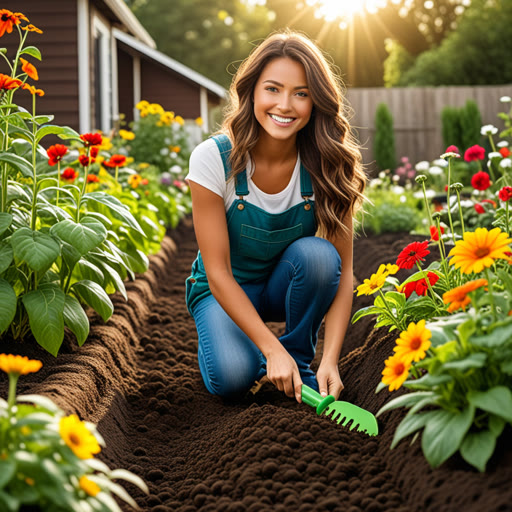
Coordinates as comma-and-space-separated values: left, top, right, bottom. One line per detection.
499, 147, 511, 158
80, 132, 102, 147
464, 145, 485, 162
103, 154, 127, 168
47, 144, 68, 166
481, 198, 496, 208
498, 186, 512, 202
141, 178, 149, 186
474, 203, 485, 214
396, 240, 430, 270
61, 167, 78, 182
78, 155, 92, 166
87, 174, 100, 183
444, 185, 449, 192
90, 146, 99, 158
429, 225, 445, 241
445, 145, 459, 154
402, 272, 439, 299
0, 73, 22, 91
471, 171, 491, 191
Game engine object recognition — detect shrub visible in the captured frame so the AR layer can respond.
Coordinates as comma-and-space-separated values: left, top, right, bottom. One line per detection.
441, 106, 463, 152
460, 99, 482, 150
374, 103, 396, 172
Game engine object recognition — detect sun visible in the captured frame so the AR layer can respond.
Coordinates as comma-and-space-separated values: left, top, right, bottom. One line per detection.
306, 0, 389, 25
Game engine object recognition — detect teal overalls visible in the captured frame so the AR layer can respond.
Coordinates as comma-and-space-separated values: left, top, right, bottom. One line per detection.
186, 134, 341, 397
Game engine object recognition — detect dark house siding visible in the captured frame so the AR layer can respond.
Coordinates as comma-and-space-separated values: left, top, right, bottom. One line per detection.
1, 1, 80, 131
117, 47, 134, 123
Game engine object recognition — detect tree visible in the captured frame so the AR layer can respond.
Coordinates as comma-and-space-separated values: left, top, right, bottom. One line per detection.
374, 103, 396, 172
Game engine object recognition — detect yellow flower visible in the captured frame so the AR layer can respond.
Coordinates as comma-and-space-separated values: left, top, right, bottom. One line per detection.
119, 129, 135, 141
355, 263, 397, 296
79, 475, 101, 497
135, 100, 149, 110
174, 115, 184, 126
126, 156, 134, 165
448, 227, 512, 274
442, 279, 488, 313
147, 103, 164, 115
382, 353, 411, 391
170, 145, 181, 153
139, 108, 148, 118
128, 174, 142, 189
393, 319, 431, 364
59, 415, 101, 459
138, 162, 150, 170
160, 111, 175, 125
0, 354, 42, 376
195, 117, 203, 126
20, 426, 31, 436
97, 136, 112, 151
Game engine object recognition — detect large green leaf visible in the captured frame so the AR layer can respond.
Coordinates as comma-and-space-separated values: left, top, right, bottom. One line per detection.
460, 430, 497, 472
84, 192, 146, 235
403, 372, 453, 390
76, 258, 104, 284
0, 212, 12, 236
467, 386, 512, 422
377, 391, 435, 417
0, 152, 33, 178
21, 283, 65, 356
471, 323, 512, 348
11, 228, 60, 272
63, 295, 89, 347
0, 489, 19, 511
391, 410, 438, 449
20, 45, 41, 60
442, 352, 487, 371
0, 278, 16, 334
50, 217, 107, 256
0, 458, 16, 487
35, 125, 80, 144
72, 280, 113, 322
0, 242, 13, 274
421, 405, 475, 468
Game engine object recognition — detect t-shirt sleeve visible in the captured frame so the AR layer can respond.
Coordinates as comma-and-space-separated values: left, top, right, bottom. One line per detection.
186, 138, 226, 199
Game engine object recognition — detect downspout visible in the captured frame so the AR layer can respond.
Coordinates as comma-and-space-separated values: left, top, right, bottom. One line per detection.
77, 0, 90, 133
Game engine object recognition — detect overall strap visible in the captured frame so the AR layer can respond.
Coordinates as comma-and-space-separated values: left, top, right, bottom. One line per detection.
211, 134, 249, 197
300, 163, 314, 198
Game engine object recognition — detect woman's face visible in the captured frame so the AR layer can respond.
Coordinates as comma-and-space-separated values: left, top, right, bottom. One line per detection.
253, 57, 313, 143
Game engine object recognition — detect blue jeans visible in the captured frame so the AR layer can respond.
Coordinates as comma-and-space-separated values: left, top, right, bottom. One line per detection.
191, 237, 341, 398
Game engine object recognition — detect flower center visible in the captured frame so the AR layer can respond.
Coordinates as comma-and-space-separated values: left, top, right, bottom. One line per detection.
394, 363, 405, 376
475, 247, 490, 258
69, 433, 81, 446
408, 251, 417, 256
410, 337, 422, 350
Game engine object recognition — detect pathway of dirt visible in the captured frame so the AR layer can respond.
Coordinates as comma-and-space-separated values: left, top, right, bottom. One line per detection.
1, 220, 511, 511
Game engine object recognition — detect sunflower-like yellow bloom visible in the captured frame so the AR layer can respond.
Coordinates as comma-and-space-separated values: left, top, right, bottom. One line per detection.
79, 475, 101, 496
448, 227, 512, 274
119, 129, 135, 141
59, 415, 101, 459
442, 279, 488, 313
135, 100, 149, 110
128, 173, 142, 189
382, 353, 411, 391
356, 263, 398, 296
0, 354, 42, 376
393, 319, 431, 364
174, 115, 185, 126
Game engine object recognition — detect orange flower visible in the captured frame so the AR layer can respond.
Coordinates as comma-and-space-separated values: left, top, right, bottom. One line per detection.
382, 353, 411, 391
0, 73, 22, 91
80, 132, 103, 147
22, 83, 44, 96
87, 174, 100, 183
0, 9, 19, 38
20, 57, 38, 80
393, 320, 431, 364
21, 24, 42, 34
61, 167, 78, 182
47, 144, 68, 166
442, 279, 488, 313
0, 354, 42, 376
103, 154, 127, 168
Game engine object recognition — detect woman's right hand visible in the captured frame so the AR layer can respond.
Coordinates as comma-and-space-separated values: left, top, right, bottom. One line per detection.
265, 346, 303, 403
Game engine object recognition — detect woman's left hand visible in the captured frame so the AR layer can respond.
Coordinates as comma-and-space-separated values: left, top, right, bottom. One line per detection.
316, 361, 344, 400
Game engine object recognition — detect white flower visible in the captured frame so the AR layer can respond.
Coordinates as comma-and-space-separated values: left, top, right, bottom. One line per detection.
425, 189, 436, 199
164, 137, 171, 144
433, 159, 448, 167
160, 147, 169, 156
429, 166, 443, 175
170, 165, 182, 174
369, 178, 382, 187
378, 171, 386, 179
440, 152, 460, 159
392, 174, 400, 182
488, 152, 501, 159
498, 141, 509, 148
400, 195, 406, 203
500, 158, 512, 169
170, 152, 178, 159
481, 124, 498, 136
460, 200, 473, 208
392, 186, 405, 194
500, 96, 511, 103
415, 161, 430, 172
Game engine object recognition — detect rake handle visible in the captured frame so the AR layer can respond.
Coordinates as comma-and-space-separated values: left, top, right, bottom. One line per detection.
301, 385, 335, 416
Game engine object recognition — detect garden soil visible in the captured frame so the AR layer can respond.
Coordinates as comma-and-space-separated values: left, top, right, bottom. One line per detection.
1, 219, 511, 512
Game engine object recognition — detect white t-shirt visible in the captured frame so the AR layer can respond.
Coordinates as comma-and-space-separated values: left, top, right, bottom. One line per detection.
186, 137, 314, 213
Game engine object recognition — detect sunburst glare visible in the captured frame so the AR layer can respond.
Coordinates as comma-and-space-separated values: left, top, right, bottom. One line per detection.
306, 0, 390, 27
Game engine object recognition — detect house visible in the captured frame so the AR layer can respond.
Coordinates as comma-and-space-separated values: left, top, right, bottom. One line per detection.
2, 0, 227, 136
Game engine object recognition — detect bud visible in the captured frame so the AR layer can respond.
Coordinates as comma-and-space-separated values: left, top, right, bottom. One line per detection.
450, 182, 464, 192
415, 174, 427, 184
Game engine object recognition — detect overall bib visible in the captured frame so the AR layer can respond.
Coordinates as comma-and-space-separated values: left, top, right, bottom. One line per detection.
186, 134, 341, 396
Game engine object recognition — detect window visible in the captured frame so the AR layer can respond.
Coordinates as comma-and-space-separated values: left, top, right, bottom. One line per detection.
92, 16, 112, 132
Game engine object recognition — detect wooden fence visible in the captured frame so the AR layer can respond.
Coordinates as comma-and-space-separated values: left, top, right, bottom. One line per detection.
344, 84, 512, 175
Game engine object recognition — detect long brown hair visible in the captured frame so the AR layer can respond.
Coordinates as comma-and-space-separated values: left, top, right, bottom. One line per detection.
220, 30, 366, 239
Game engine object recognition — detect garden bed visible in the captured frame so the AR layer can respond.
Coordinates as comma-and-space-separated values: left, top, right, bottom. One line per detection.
1, 219, 511, 512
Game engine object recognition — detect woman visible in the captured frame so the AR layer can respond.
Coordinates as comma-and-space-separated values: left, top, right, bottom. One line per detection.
185, 30, 366, 403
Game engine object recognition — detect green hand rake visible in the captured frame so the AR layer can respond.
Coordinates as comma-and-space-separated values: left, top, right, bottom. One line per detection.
301, 385, 379, 436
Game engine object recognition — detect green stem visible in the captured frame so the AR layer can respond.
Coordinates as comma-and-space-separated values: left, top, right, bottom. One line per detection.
435, 217, 452, 288
506, 200, 510, 235
7, 373, 18, 410
484, 268, 497, 322
56, 161, 60, 207
30, 93, 37, 231
114, 165, 119, 183
377, 288, 404, 331
415, 261, 442, 314
421, 181, 433, 229
455, 190, 465, 236
446, 159, 456, 244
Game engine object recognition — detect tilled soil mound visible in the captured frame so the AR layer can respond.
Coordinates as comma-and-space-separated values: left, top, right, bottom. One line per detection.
1, 219, 511, 512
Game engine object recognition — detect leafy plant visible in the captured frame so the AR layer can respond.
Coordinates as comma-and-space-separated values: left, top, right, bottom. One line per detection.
373, 103, 396, 172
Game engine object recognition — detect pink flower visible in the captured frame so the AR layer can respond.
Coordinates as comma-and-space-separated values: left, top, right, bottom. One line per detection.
464, 145, 485, 162
446, 145, 460, 154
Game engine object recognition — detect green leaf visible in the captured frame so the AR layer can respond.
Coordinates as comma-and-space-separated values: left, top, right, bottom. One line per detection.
467, 386, 512, 422
471, 323, 512, 348
72, 280, 113, 322
76, 259, 104, 284
460, 430, 496, 472
108, 469, 149, 493
20, 45, 41, 60
50, 218, 107, 256
377, 391, 435, 417
35, 125, 80, 144
11, 227, 60, 272
0, 151, 33, 178
33, 114, 54, 125
0, 489, 19, 511
0, 278, 16, 334
403, 372, 453, 390
442, 352, 487, 371
63, 294, 89, 346
489, 414, 506, 437
21, 283, 65, 356
0, 242, 13, 274
351, 305, 381, 324
390, 410, 438, 449
0, 212, 12, 236
421, 405, 475, 468
0, 458, 16, 488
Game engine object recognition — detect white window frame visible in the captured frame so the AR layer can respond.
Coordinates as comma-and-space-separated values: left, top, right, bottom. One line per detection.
92, 15, 112, 132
